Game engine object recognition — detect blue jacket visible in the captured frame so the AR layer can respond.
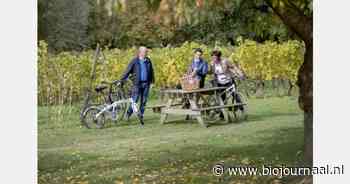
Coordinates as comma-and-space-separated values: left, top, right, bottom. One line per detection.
188, 58, 208, 80
121, 57, 155, 85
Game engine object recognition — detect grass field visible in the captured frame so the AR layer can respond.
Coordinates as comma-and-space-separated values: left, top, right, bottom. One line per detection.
38, 96, 305, 184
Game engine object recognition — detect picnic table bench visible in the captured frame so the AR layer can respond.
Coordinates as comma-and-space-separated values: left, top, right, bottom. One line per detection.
147, 103, 183, 113
156, 87, 246, 127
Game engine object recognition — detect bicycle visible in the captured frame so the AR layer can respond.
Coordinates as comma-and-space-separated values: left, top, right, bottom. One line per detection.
200, 78, 248, 121
81, 80, 139, 129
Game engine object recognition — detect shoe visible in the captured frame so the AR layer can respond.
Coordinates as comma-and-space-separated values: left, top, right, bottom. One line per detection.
138, 113, 144, 126
139, 118, 144, 126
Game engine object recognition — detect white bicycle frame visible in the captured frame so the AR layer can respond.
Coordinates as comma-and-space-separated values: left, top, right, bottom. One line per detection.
94, 98, 139, 119
218, 82, 240, 104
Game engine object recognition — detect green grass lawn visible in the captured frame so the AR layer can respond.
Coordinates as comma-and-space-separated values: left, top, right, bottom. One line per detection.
38, 96, 305, 184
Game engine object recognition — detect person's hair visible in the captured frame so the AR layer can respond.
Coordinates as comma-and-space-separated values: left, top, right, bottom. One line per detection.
194, 48, 203, 54
211, 50, 222, 58
135, 46, 148, 56
139, 46, 148, 52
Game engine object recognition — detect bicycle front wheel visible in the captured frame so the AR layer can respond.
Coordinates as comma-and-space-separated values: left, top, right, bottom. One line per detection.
82, 106, 106, 129
233, 92, 248, 121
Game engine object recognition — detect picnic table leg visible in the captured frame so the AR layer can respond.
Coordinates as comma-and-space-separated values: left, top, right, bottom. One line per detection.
160, 97, 174, 124
182, 94, 191, 121
188, 95, 208, 128
215, 93, 232, 123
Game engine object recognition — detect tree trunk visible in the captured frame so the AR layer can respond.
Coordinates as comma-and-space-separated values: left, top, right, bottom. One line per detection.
304, 111, 313, 166
297, 44, 313, 166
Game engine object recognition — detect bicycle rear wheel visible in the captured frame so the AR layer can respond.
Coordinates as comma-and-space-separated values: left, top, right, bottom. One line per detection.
82, 106, 106, 129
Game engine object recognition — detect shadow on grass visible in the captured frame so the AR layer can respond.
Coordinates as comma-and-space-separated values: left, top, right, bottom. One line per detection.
156, 111, 301, 128
244, 112, 301, 122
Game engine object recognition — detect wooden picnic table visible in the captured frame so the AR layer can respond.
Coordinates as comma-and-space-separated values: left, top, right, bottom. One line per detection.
159, 87, 236, 127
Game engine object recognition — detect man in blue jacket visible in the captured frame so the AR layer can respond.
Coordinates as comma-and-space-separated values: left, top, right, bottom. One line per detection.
120, 46, 155, 125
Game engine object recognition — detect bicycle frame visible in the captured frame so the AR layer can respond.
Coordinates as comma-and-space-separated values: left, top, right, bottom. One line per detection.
217, 83, 237, 103
94, 98, 132, 119
94, 97, 140, 120
220, 83, 236, 95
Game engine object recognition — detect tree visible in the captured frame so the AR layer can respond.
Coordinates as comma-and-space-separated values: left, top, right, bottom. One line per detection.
263, 0, 313, 166
115, 0, 164, 48
38, 0, 48, 41
87, 0, 118, 48
39, 0, 294, 50
145, 0, 292, 46
39, 0, 90, 52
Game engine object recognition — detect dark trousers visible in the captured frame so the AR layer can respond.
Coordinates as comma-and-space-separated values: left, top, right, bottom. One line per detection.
127, 82, 150, 118
199, 78, 205, 88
